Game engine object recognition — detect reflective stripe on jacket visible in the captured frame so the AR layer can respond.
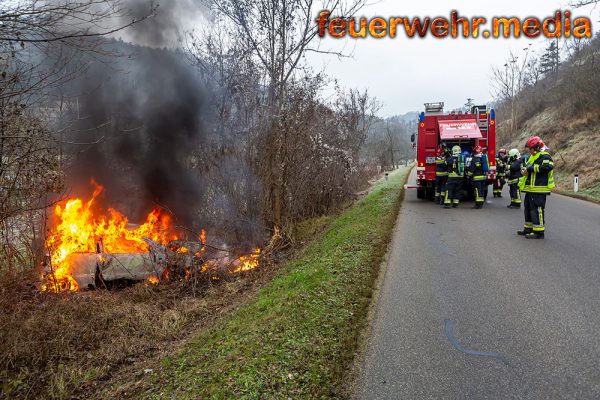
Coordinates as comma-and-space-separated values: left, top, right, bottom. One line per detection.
436, 156, 448, 176
467, 154, 489, 181
519, 151, 555, 193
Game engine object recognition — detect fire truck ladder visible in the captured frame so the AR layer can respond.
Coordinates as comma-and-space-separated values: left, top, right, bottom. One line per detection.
473, 106, 496, 179
424, 102, 444, 115
474, 106, 489, 149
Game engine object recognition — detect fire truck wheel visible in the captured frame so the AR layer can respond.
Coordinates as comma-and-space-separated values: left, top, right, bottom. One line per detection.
417, 187, 426, 199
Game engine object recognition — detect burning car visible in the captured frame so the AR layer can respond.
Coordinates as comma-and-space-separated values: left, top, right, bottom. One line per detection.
41, 181, 260, 292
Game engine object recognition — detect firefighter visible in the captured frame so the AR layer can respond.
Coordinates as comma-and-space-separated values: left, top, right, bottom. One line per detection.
506, 148, 523, 209
444, 145, 465, 209
467, 145, 488, 209
517, 136, 555, 239
493, 148, 508, 197
434, 147, 448, 205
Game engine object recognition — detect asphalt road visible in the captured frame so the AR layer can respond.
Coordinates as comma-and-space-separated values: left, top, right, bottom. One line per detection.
357, 170, 600, 399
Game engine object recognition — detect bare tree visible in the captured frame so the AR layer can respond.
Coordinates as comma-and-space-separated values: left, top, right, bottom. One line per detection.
0, 0, 155, 271
493, 33, 600, 149
212, 0, 364, 106
491, 46, 533, 136
186, 17, 384, 239
0, 0, 156, 102
335, 88, 381, 164
211, 0, 367, 236
384, 123, 398, 169
0, 1, 155, 44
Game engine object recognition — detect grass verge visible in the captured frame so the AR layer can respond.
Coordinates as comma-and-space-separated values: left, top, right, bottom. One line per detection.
129, 167, 410, 399
554, 170, 600, 204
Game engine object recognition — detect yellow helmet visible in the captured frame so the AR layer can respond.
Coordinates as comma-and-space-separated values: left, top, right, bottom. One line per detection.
452, 145, 461, 155
508, 148, 520, 159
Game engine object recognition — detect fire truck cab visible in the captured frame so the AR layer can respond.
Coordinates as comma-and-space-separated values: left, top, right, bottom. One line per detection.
408, 102, 496, 200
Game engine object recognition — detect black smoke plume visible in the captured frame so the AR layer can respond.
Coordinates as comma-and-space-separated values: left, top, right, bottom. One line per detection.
119, 0, 209, 48
57, 2, 265, 245
64, 41, 210, 231
57, 0, 212, 228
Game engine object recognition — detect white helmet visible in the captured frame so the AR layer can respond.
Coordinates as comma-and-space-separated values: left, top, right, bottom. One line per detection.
452, 145, 461, 156
508, 148, 520, 159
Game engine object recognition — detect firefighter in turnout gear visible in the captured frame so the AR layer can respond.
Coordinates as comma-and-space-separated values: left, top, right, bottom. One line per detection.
444, 146, 465, 209
517, 136, 555, 239
506, 148, 523, 209
467, 145, 489, 209
435, 147, 448, 205
493, 148, 508, 197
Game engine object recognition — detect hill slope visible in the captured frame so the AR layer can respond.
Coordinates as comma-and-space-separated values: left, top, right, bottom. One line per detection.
495, 34, 600, 202
498, 107, 600, 201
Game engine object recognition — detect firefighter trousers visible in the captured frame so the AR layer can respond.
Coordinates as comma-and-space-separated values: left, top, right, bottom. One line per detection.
509, 183, 521, 207
444, 177, 462, 205
493, 176, 505, 196
435, 176, 447, 202
524, 193, 547, 233
473, 180, 486, 205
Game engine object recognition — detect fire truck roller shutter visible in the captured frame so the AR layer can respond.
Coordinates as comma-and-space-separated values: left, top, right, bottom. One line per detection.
438, 119, 483, 141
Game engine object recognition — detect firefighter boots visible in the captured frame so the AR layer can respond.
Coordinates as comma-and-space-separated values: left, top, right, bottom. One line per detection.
525, 232, 545, 240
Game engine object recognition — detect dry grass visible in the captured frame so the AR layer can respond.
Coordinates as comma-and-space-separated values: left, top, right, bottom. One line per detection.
0, 268, 271, 400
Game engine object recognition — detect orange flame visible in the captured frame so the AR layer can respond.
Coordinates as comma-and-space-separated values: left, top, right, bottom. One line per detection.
43, 181, 179, 292
147, 276, 160, 285
232, 249, 261, 273
42, 181, 262, 291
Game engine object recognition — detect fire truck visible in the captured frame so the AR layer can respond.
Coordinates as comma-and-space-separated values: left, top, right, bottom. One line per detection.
406, 102, 497, 200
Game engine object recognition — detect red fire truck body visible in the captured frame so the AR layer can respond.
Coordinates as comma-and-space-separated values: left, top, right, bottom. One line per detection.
408, 102, 497, 199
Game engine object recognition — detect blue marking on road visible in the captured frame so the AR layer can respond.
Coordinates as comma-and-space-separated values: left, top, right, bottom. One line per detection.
444, 319, 510, 366
431, 233, 456, 257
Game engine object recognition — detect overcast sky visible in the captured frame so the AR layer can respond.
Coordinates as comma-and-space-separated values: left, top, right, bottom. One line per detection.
118, 0, 597, 117
305, 0, 598, 116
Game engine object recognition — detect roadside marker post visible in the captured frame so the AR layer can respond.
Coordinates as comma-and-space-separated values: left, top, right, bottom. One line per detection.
574, 174, 579, 192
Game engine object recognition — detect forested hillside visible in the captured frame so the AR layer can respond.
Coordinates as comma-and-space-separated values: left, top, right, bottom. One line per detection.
493, 35, 600, 200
